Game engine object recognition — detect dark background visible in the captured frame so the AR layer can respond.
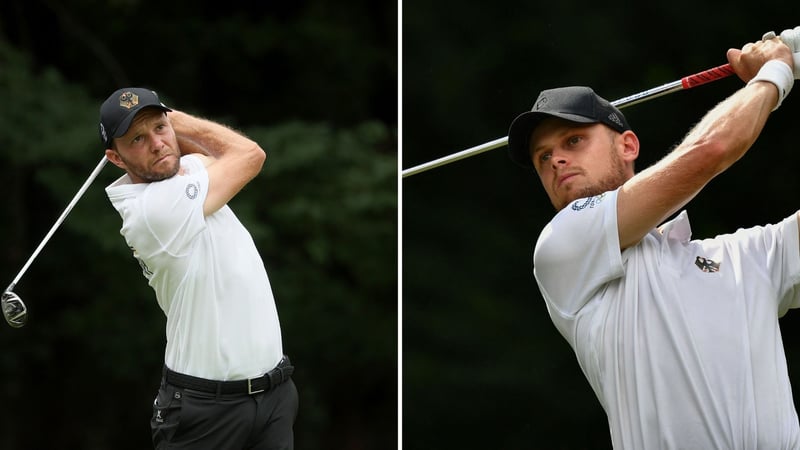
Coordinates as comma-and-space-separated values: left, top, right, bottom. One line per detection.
403, 3, 800, 449
0, 1, 396, 449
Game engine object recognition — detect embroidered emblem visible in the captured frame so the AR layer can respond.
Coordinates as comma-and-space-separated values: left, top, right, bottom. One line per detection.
694, 256, 720, 273
119, 91, 139, 109
534, 96, 548, 110
571, 193, 606, 211
185, 182, 199, 200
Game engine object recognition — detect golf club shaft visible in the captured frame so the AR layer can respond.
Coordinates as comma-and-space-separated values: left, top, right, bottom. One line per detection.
401, 63, 735, 178
7, 156, 109, 291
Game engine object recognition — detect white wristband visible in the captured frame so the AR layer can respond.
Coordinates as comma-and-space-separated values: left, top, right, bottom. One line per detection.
794, 52, 800, 79
747, 60, 794, 110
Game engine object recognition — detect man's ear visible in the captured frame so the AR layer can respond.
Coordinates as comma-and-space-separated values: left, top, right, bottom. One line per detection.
105, 148, 126, 170
620, 130, 640, 164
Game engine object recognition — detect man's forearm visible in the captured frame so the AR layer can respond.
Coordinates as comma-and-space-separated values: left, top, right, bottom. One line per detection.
168, 110, 260, 158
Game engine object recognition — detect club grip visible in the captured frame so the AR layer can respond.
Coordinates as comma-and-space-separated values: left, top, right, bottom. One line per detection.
681, 63, 735, 89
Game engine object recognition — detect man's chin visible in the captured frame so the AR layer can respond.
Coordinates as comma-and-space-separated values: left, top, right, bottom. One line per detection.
160, 167, 181, 181
141, 165, 180, 182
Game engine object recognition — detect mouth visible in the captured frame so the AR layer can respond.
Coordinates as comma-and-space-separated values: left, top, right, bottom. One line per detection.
557, 171, 581, 187
153, 154, 174, 166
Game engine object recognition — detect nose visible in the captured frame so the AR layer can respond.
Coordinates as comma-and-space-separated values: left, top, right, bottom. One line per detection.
549, 148, 569, 169
149, 133, 166, 152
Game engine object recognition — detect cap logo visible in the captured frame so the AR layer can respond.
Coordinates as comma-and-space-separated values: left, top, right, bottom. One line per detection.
607, 112, 623, 128
534, 96, 548, 110
119, 91, 139, 109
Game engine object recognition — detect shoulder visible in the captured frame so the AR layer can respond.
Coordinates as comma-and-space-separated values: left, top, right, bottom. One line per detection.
189, 153, 214, 167
180, 153, 214, 169
537, 191, 619, 255
534, 191, 623, 286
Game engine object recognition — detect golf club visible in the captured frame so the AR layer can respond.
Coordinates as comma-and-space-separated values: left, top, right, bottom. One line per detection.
402, 63, 736, 178
2, 156, 109, 328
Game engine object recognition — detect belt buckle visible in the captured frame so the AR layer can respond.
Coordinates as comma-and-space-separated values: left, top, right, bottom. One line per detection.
247, 377, 265, 395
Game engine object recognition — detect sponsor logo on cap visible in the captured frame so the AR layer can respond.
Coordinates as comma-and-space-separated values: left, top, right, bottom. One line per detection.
119, 91, 139, 109
607, 112, 623, 128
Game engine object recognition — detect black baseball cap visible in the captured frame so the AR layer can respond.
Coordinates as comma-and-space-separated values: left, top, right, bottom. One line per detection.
99, 87, 172, 148
507, 86, 630, 168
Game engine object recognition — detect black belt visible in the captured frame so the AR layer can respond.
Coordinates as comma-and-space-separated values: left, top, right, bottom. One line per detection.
164, 355, 294, 395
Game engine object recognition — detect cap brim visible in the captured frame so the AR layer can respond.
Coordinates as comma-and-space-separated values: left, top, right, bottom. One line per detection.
110, 104, 172, 142
507, 111, 596, 168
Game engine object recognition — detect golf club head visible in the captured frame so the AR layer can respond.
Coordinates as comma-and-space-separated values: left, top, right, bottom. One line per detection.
2, 291, 27, 328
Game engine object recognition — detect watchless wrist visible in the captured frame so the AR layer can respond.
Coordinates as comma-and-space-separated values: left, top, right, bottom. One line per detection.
747, 60, 794, 110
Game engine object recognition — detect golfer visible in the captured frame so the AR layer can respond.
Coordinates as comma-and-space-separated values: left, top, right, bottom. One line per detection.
507, 34, 798, 447
99, 88, 297, 449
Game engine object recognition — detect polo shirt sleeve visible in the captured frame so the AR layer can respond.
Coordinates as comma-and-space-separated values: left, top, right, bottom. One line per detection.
533, 189, 625, 319
771, 214, 800, 315
136, 155, 209, 258
717, 213, 800, 316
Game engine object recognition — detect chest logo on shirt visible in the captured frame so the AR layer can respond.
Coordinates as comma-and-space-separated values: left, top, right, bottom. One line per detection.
185, 182, 199, 200
571, 193, 606, 211
694, 256, 720, 273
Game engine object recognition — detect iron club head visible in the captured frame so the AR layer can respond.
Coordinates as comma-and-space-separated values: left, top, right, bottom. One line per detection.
2, 291, 27, 328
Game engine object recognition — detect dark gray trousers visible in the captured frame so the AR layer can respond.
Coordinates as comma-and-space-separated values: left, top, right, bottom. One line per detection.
151, 373, 298, 449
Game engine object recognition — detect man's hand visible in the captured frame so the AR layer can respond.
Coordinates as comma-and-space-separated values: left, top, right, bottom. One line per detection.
726, 37, 793, 83
761, 27, 800, 79
778, 27, 800, 79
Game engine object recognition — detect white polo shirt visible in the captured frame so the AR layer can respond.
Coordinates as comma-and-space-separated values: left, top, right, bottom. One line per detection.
106, 155, 283, 381
534, 188, 800, 449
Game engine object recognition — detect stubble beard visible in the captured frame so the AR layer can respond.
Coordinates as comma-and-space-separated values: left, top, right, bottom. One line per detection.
139, 161, 181, 182
556, 150, 628, 210
123, 153, 181, 183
